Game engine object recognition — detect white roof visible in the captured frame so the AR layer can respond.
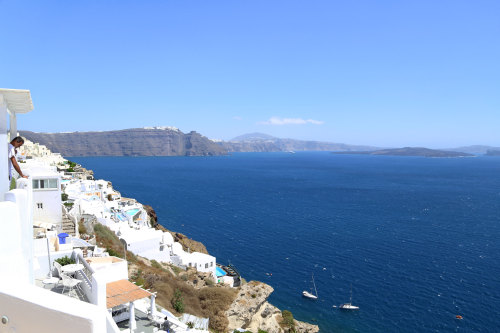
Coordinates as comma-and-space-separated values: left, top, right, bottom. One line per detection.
0, 88, 34, 114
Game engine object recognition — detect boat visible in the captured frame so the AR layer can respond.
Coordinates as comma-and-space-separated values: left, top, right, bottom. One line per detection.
339, 284, 359, 310
302, 273, 318, 300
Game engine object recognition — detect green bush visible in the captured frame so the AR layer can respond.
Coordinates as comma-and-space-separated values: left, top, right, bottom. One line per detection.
61, 193, 68, 201
55, 256, 76, 266
171, 265, 181, 275
67, 167, 75, 173
134, 276, 145, 287
106, 247, 120, 257
151, 260, 163, 270
187, 322, 194, 329
258, 330, 269, 333
282, 310, 295, 332
171, 289, 184, 313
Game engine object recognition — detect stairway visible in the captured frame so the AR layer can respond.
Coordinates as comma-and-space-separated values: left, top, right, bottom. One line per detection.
62, 214, 76, 236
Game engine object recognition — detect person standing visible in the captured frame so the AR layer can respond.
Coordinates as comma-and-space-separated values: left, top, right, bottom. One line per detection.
8, 136, 28, 181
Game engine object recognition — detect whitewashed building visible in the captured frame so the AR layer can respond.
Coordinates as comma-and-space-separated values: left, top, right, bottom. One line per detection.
0, 88, 115, 332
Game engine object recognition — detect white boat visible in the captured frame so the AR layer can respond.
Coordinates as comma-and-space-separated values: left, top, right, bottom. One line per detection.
339, 284, 359, 310
302, 273, 318, 300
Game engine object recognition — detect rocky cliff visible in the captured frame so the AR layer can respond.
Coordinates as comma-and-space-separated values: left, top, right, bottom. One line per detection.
226, 281, 319, 333
19, 127, 227, 157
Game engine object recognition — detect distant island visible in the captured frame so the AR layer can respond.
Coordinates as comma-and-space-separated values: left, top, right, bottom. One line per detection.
218, 132, 380, 153
485, 150, 500, 156
333, 147, 474, 158
19, 128, 490, 157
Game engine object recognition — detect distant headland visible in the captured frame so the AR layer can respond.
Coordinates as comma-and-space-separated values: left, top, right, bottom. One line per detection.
333, 147, 474, 158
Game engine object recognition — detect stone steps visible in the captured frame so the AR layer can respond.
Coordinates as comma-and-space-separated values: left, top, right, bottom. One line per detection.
62, 216, 76, 236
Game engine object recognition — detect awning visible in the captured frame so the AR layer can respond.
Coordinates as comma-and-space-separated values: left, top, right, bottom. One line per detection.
106, 279, 152, 309
0, 88, 34, 114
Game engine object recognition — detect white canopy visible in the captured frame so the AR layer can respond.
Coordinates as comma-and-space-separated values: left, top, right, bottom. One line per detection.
0, 88, 34, 114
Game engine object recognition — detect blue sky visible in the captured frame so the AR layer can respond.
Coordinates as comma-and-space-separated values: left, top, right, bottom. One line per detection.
1, 0, 499, 147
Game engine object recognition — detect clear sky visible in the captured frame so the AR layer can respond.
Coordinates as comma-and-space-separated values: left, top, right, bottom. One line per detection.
1, 0, 499, 148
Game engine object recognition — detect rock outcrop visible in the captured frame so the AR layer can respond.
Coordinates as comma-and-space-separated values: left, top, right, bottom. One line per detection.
143, 204, 158, 227
226, 281, 319, 333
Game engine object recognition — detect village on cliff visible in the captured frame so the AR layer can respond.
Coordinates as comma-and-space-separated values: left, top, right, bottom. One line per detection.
0, 89, 319, 333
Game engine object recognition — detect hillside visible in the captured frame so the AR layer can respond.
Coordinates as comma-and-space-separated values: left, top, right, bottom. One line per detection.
20, 127, 227, 157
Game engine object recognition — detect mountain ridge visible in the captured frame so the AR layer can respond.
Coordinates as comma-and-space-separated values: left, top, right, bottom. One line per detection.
19, 128, 227, 157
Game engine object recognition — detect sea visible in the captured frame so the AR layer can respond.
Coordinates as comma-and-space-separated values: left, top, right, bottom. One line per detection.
70, 152, 500, 332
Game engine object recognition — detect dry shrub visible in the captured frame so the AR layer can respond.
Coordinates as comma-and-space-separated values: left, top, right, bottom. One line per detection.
199, 287, 236, 314
153, 277, 236, 331
93, 225, 237, 331
209, 310, 229, 332
94, 224, 137, 263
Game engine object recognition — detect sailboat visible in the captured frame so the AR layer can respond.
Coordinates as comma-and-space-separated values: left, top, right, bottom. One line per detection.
302, 273, 318, 300
339, 284, 359, 310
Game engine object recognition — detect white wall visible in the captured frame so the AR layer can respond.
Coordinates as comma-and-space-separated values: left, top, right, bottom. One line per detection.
33, 246, 74, 279
123, 233, 162, 254
90, 271, 108, 308
2, 188, 34, 284
33, 176, 62, 225
186, 252, 216, 278
0, 282, 107, 332
90, 258, 128, 284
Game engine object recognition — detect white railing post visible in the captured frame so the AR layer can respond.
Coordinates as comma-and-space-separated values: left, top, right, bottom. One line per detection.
0, 95, 9, 196
9, 112, 17, 141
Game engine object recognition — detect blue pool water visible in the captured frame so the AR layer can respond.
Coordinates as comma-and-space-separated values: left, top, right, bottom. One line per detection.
116, 213, 127, 222
216, 266, 227, 277
126, 208, 140, 216
70, 153, 500, 332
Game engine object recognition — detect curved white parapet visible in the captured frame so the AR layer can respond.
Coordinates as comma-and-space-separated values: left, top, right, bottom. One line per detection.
162, 231, 174, 245
0, 281, 108, 332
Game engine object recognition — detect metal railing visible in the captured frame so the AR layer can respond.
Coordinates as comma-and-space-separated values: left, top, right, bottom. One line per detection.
76, 252, 94, 294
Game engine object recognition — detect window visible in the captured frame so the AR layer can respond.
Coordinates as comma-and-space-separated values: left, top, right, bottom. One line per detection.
37, 203, 43, 209
210, 262, 213, 267
205, 263, 209, 269
32, 178, 58, 190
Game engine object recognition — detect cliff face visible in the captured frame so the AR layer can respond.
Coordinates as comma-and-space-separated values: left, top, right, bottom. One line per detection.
19, 128, 227, 157
226, 281, 319, 333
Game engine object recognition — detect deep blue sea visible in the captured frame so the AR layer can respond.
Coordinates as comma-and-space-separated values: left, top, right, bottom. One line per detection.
70, 152, 500, 332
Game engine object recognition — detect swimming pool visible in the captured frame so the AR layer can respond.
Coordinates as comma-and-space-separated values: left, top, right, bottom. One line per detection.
126, 208, 140, 216
215, 266, 226, 277
116, 213, 128, 222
